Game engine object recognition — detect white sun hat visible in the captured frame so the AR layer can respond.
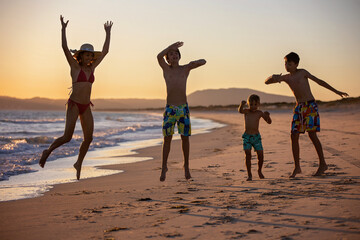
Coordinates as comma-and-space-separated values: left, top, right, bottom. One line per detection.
71, 43, 102, 60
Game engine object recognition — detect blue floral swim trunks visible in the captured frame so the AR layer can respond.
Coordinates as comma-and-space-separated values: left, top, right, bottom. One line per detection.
242, 133, 263, 151
162, 103, 191, 137
291, 100, 320, 134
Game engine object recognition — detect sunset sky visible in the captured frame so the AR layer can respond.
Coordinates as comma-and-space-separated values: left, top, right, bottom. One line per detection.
0, 0, 359, 101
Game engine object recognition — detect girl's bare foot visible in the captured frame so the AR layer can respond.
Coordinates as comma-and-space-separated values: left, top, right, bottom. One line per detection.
73, 162, 82, 180
313, 164, 328, 176
160, 167, 168, 182
246, 176, 252, 181
258, 171, 265, 179
290, 167, 302, 178
39, 149, 50, 168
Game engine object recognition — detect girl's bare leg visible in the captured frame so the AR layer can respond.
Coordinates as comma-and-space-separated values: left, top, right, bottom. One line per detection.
39, 104, 78, 168
73, 107, 94, 180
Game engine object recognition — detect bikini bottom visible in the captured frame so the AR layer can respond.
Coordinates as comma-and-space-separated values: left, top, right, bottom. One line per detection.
67, 99, 93, 115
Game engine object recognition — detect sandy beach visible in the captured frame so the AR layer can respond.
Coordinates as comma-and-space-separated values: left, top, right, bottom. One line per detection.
0, 109, 359, 240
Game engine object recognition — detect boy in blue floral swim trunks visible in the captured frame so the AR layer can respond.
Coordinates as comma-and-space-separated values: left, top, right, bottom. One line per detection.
239, 94, 272, 181
266, 52, 348, 178
157, 41, 206, 181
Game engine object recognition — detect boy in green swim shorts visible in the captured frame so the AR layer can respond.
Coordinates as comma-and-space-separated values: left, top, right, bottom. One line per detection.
157, 41, 206, 181
265, 52, 348, 178
239, 94, 272, 181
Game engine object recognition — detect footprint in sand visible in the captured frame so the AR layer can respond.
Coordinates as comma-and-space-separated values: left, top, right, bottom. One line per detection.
104, 227, 129, 233
190, 200, 210, 205
331, 178, 357, 185
70, 190, 97, 195
170, 204, 190, 213
281, 218, 296, 222
175, 191, 189, 194
73, 215, 89, 221
213, 216, 237, 224
160, 232, 183, 238
207, 164, 221, 168
137, 197, 153, 201
222, 230, 246, 238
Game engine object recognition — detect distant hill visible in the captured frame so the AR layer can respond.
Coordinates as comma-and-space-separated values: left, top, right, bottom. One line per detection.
187, 88, 294, 106
0, 96, 165, 110
0, 88, 301, 110
0, 88, 294, 110
1, 92, 359, 111
0, 97, 66, 110
94, 98, 165, 110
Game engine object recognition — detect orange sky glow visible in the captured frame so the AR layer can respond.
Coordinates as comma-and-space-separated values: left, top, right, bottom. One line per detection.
0, 0, 359, 101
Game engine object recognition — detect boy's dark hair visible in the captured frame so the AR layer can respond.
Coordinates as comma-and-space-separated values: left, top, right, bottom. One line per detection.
165, 49, 181, 63
285, 52, 300, 64
248, 94, 260, 104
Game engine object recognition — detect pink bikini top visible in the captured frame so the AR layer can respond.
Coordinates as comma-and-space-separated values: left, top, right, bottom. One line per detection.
76, 69, 94, 83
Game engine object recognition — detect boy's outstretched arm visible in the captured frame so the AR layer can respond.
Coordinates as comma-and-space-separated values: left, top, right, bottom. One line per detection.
157, 41, 183, 69
188, 59, 206, 70
238, 101, 248, 114
306, 71, 349, 98
265, 74, 286, 84
262, 111, 272, 124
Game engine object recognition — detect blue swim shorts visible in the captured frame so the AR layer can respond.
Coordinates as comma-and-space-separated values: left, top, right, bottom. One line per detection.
242, 133, 263, 151
162, 103, 191, 137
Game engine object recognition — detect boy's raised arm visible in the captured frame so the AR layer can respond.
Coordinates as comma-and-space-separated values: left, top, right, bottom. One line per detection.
262, 111, 272, 124
306, 71, 349, 98
238, 101, 248, 114
157, 41, 183, 69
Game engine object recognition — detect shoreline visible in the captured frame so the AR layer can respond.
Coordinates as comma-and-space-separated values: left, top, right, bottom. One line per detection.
0, 110, 359, 239
0, 115, 224, 202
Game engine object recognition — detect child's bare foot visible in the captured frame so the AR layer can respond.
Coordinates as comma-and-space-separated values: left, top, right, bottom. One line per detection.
258, 171, 265, 179
73, 162, 82, 180
313, 164, 328, 176
39, 149, 50, 168
160, 167, 168, 182
289, 167, 302, 178
184, 168, 191, 180
246, 176, 252, 181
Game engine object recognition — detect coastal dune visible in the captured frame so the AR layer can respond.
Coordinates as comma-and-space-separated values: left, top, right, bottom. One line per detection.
0, 109, 359, 239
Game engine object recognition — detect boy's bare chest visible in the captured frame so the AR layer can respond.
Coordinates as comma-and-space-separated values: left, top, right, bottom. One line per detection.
245, 112, 261, 122
287, 75, 308, 88
164, 69, 189, 79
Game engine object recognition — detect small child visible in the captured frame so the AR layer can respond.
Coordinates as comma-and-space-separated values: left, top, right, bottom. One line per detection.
238, 94, 272, 181
265, 52, 348, 177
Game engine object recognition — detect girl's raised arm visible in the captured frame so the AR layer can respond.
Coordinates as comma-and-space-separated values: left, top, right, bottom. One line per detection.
92, 21, 113, 68
60, 15, 77, 67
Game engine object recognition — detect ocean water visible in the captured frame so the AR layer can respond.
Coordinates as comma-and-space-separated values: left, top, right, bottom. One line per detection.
0, 110, 225, 201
